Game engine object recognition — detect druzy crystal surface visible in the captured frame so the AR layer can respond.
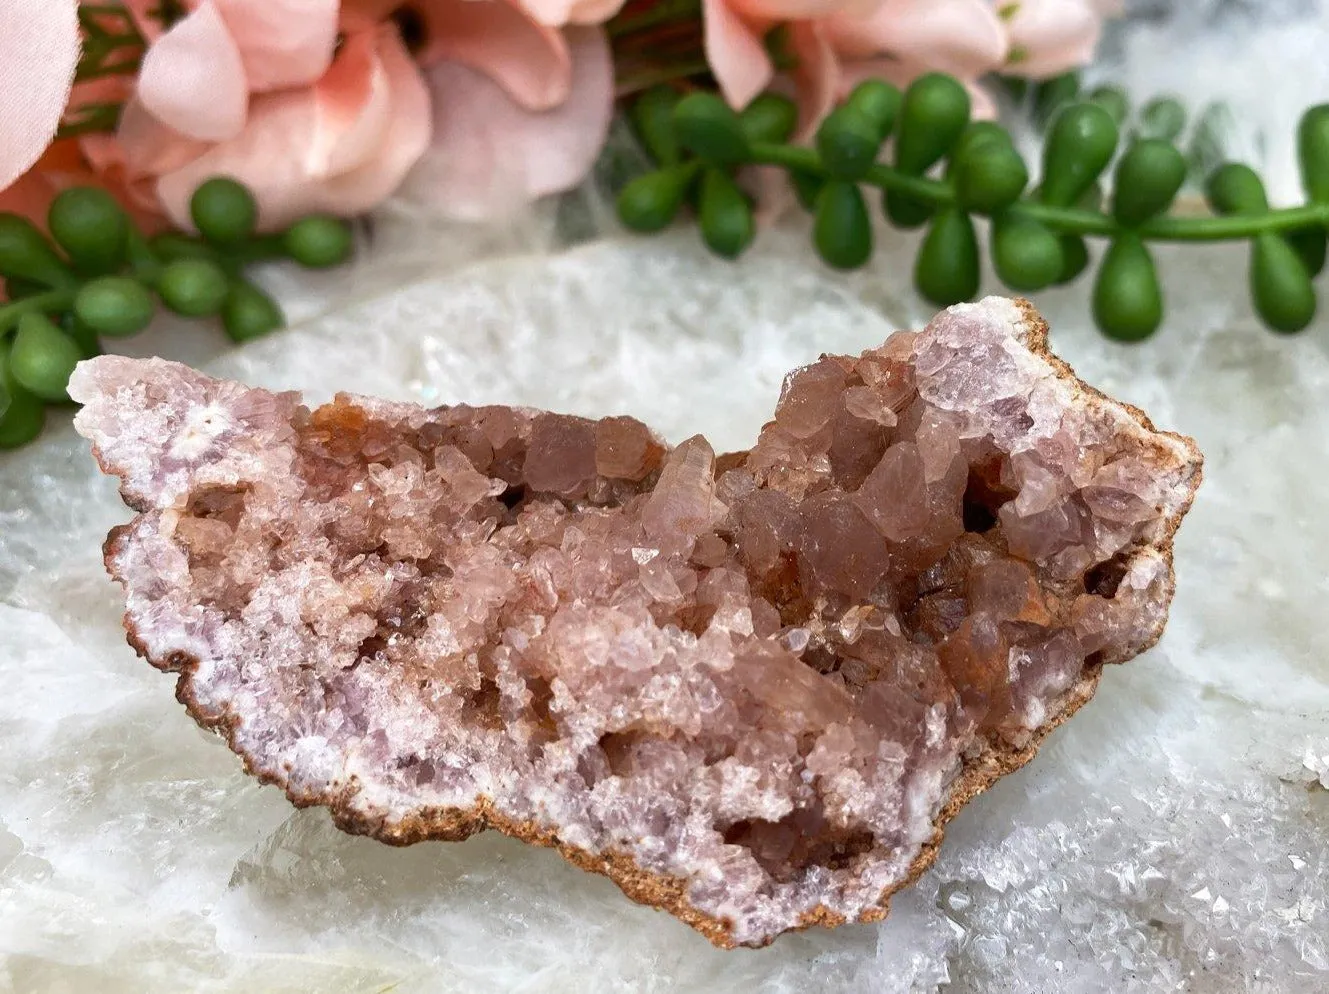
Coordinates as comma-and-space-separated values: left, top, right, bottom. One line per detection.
69, 297, 1201, 948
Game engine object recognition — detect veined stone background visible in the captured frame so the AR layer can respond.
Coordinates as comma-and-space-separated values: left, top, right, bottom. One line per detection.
2, 3, 1329, 992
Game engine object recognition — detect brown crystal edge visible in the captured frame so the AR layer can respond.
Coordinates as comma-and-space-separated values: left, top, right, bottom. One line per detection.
94, 298, 1202, 950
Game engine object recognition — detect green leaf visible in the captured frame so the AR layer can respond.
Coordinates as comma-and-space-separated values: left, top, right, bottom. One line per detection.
283, 216, 353, 268
1040, 103, 1119, 208
1087, 85, 1130, 126
1056, 234, 1090, 284
817, 106, 882, 180
617, 166, 696, 232
845, 79, 902, 142
1297, 104, 1329, 203
0, 340, 44, 449
48, 187, 129, 275
0, 213, 75, 288
894, 73, 971, 175
1111, 139, 1187, 226
697, 168, 754, 259
9, 312, 81, 401
1139, 97, 1187, 143
791, 169, 825, 211
158, 259, 229, 317
1285, 226, 1328, 278
191, 178, 259, 246
740, 93, 798, 145
1093, 234, 1163, 341
673, 93, 749, 166
1251, 233, 1317, 333
954, 140, 1028, 213
74, 276, 156, 338
630, 86, 682, 166
1033, 72, 1081, 127
223, 279, 285, 342
991, 214, 1064, 292
813, 181, 873, 270
914, 208, 980, 307
1205, 162, 1268, 216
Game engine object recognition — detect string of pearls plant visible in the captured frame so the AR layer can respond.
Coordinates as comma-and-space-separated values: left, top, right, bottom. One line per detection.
616, 72, 1329, 342
0, 180, 353, 449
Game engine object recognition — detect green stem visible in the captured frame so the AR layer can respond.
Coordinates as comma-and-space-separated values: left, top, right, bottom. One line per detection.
749, 142, 1329, 244
0, 290, 76, 336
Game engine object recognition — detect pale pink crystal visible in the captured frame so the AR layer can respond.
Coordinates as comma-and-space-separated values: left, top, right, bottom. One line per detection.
69, 297, 1202, 948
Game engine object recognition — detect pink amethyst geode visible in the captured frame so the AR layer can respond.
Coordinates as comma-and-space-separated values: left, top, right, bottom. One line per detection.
71, 297, 1202, 948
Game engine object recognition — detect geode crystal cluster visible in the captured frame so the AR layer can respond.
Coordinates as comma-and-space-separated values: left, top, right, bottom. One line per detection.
71, 297, 1201, 947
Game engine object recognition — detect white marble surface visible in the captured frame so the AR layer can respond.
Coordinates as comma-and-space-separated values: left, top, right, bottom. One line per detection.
2, 219, 1328, 992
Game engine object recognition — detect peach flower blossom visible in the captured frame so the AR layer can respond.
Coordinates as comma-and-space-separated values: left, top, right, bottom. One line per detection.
704, 0, 1118, 125
0, 1, 81, 196
109, 0, 622, 229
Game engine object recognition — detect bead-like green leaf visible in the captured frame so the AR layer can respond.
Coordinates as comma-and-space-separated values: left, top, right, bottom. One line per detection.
0, 213, 75, 288
223, 279, 286, 342
9, 312, 81, 401
954, 141, 1029, 213
817, 106, 882, 180
1112, 139, 1188, 226
617, 166, 696, 232
74, 276, 156, 338
48, 187, 129, 274
1251, 233, 1317, 333
845, 79, 902, 142
895, 73, 971, 175
630, 86, 682, 166
1205, 162, 1268, 216
813, 181, 873, 269
1297, 104, 1329, 204
1040, 103, 1119, 208
1139, 97, 1187, 142
1286, 226, 1328, 278
0, 342, 44, 448
698, 168, 754, 259
673, 93, 749, 166
740, 93, 798, 144
991, 214, 1064, 292
914, 208, 979, 307
1093, 234, 1163, 342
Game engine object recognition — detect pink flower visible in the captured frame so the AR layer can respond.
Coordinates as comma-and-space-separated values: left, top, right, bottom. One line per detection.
1000, 0, 1122, 80
112, 0, 621, 230
0, 0, 81, 196
704, 0, 1117, 126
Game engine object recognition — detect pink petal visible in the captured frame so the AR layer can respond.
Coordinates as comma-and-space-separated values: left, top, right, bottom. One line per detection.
1003, 0, 1104, 79
136, 1, 248, 142
306, 29, 393, 177
401, 26, 613, 221
153, 26, 430, 231
702, 0, 773, 110
729, 0, 872, 21
788, 21, 839, 138
415, 0, 573, 112
0, 0, 81, 191
827, 0, 1007, 79
509, 0, 627, 26
568, 0, 629, 24
121, 0, 168, 42
318, 28, 433, 212
113, 98, 210, 176
213, 0, 339, 91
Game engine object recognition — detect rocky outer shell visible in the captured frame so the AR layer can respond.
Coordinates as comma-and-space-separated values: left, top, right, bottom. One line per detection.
71, 297, 1202, 948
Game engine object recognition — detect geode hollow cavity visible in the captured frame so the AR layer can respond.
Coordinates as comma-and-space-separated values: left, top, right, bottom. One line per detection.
71, 297, 1202, 948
